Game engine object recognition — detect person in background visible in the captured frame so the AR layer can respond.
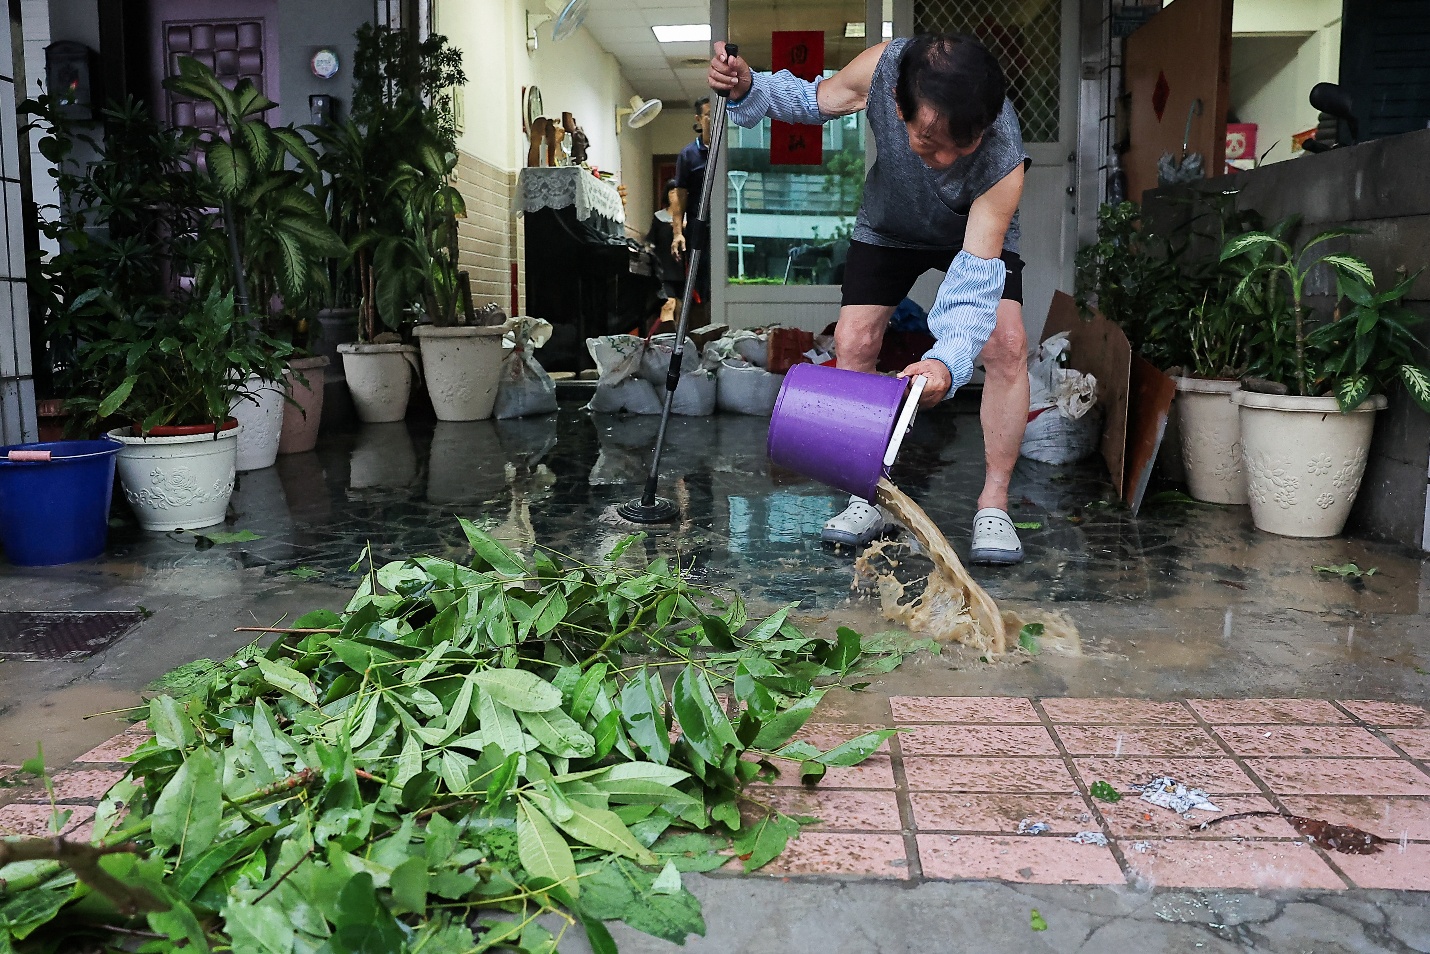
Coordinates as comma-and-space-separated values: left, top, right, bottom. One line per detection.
709, 34, 1031, 565
645, 179, 683, 330
670, 98, 713, 328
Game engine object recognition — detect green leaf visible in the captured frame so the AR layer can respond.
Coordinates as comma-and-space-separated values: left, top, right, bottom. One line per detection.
471, 669, 562, 712
223, 898, 294, 954
473, 689, 530, 755
1402, 365, 1430, 413
97, 374, 138, 418
700, 615, 736, 650
459, 518, 526, 575
828, 626, 862, 673
751, 692, 823, 750
1220, 231, 1279, 261
149, 695, 196, 750
732, 812, 801, 870
1031, 909, 1048, 932
517, 798, 577, 894
205, 140, 251, 196
1335, 374, 1372, 412
1320, 254, 1375, 289
672, 665, 738, 764
620, 668, 670, 764
203, 529, 261, 544
151, 748, 222, 864
580, 915, 620, 954
744, 603, 798, 642
570, 662, 608, 722
519, 706, 597, 758
543, 797, 659, 864
1013, 521, 1042, 530
255, 657, 318, 705
814, 729, 896, 766
1019, 622, 1044, 655
1089, 780, 1121, 803
388, 856, 429, 915
651, 860, 683, 895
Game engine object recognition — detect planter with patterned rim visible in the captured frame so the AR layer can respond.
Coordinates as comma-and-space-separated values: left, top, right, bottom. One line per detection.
106, 424, 241, 531
1173, 377, 1248, 505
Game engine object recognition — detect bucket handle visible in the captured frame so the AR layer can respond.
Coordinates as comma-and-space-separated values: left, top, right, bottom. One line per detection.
7, 450, 52, 462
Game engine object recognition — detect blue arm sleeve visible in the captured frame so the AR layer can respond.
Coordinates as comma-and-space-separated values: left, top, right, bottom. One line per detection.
727, 70, 834, 128
922, 251, 1006, 394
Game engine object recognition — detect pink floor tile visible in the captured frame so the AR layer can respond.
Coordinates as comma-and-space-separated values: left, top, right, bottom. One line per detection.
1278, 796, 1430, 841
917, 834, 1125, 884
12, 769, 125, 804
1338, 700, 1430, 728
1099, 793, 1297, 840
899, 724, 1058, 757
74, 729, 153, 763
745, 786, 903, 832
1332, 843, 1430, 889
793, 724, 892, 755
1124, 839, 1342, 889
1054, 726, 1221, 758
1189, 699, 1350, 725
1383, 729, 1430, 761
1247, 758, 1430, 796
1214, 725, 1397, 759
0, 803, 96, 838
910, 793, 1093, 834
889, 696, 1040, 724
754, 832, 909, 878
761, 754, 896, 789
1074, 757, 1258, 795
903, 757, 1076, 793
1039, 698, 1194, 725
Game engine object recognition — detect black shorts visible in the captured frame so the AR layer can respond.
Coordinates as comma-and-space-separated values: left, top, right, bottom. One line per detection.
841, 240, 1024, 308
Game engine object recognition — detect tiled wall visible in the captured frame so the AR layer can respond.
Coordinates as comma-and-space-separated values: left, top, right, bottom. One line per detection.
0, 4, 36, 443
452, 150, 522, 315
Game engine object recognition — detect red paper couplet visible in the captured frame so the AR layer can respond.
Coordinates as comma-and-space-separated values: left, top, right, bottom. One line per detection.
770, 30, 824, 166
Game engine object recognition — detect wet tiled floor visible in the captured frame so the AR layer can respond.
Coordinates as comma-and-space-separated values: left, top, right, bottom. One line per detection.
8, 696, 1430, 893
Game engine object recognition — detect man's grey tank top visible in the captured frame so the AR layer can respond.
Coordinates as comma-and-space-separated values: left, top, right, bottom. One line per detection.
853, 38, 1029, 253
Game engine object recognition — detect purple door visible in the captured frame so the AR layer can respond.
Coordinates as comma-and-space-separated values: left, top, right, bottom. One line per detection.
148, 0, 280, 130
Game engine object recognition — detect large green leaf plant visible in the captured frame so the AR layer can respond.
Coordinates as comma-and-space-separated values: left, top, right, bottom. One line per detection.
0, 525, 924, 952
1219, 215, 1428, 410
163, 57, 347, 348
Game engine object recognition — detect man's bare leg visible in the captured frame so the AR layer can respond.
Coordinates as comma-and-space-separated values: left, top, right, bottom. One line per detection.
833, 303, 897, 373
975, 300, 1029, 513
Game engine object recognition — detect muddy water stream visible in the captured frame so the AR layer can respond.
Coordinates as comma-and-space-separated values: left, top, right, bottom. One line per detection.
864, 479, 1081, 656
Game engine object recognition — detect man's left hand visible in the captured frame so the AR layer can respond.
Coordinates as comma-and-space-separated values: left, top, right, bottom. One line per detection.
899, 360, 952, 407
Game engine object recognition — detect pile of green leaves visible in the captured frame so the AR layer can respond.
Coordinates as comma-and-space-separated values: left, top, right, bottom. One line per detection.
0, 524, 901, 953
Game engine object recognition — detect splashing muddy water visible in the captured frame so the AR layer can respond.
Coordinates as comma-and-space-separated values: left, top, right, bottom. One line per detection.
859, 479, 1080, 656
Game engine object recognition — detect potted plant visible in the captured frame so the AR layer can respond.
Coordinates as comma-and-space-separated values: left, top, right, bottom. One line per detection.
163, 57, 345, 467
322, 26, 466, 423
1222, 217, 1430, 536
68, 290, 291, 532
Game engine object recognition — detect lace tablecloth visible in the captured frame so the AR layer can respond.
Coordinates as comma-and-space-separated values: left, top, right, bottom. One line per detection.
514, 167, 625, 224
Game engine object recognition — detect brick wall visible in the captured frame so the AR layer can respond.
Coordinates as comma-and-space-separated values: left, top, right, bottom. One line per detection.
452, 150, 521, 315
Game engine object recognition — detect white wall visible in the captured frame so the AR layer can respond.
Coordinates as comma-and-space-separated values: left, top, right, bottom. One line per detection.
1228, 0, 1342, 167
438, 0, 655, 228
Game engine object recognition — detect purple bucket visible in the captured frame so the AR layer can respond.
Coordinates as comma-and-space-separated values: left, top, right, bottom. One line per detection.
767, 364, 911, 501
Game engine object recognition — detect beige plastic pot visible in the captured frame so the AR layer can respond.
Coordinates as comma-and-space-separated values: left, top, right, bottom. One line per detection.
1173, 377, 1247, 505
414, 324, 508, 421
107, 424, 239, 531
230, 374, 285, 471
278, 355, 330, 455
338, 343, 420, 423
1231, 390, 1387, 538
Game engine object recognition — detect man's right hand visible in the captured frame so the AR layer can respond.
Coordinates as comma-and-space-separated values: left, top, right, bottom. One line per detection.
671, 233, 686, 261
708, 42, 751, 99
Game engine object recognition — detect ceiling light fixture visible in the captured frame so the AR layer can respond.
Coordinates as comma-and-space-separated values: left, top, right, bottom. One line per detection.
652, 23, 710, 43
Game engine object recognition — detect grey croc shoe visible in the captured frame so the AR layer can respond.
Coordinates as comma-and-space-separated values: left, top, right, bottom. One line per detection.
821, 497, 889, 546
970, 508, 1024, 565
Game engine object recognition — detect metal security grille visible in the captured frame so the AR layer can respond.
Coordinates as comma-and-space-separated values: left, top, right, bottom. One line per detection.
913, 0, 1063, 142
162, 20, 266, 132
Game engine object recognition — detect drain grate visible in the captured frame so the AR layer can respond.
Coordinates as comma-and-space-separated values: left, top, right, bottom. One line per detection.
0, 612, 146, 661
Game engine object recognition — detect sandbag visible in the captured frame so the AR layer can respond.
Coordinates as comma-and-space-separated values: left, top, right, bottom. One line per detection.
494, 317, 558, 419
638, 334, 700, 385
716, 359, 782, 416
672, 369, 717, 416
1021, 406, 1102, 465
585, 334, 662, 415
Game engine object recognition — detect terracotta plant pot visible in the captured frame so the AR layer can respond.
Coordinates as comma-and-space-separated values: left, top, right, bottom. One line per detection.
37, 398, 69, 442
1173, 377, 1247, 505
278, 355, 330, 454
1231, 390, 1387, 538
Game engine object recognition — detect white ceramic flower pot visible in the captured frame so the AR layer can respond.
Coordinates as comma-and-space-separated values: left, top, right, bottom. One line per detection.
1231, 390, 1387, 538
107, 425, 240, 532
338, 343, 420, 423
414, 325, 507, 421
1174, 377, 1247, 505
230, 374, 285, 471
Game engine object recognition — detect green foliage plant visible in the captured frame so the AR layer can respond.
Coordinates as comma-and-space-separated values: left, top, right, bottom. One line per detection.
1219, 215, 1384, 404
1306, 266, 1430, 413
0, 524, 917, 952
66, 288, 293, 434
162, 57, 346, 348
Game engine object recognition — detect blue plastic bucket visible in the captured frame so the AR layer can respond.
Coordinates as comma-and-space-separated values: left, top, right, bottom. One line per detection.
0, 439, 122, 566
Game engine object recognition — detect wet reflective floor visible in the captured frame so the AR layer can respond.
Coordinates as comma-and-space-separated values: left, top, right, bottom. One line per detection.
3, 395, 1429, 756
